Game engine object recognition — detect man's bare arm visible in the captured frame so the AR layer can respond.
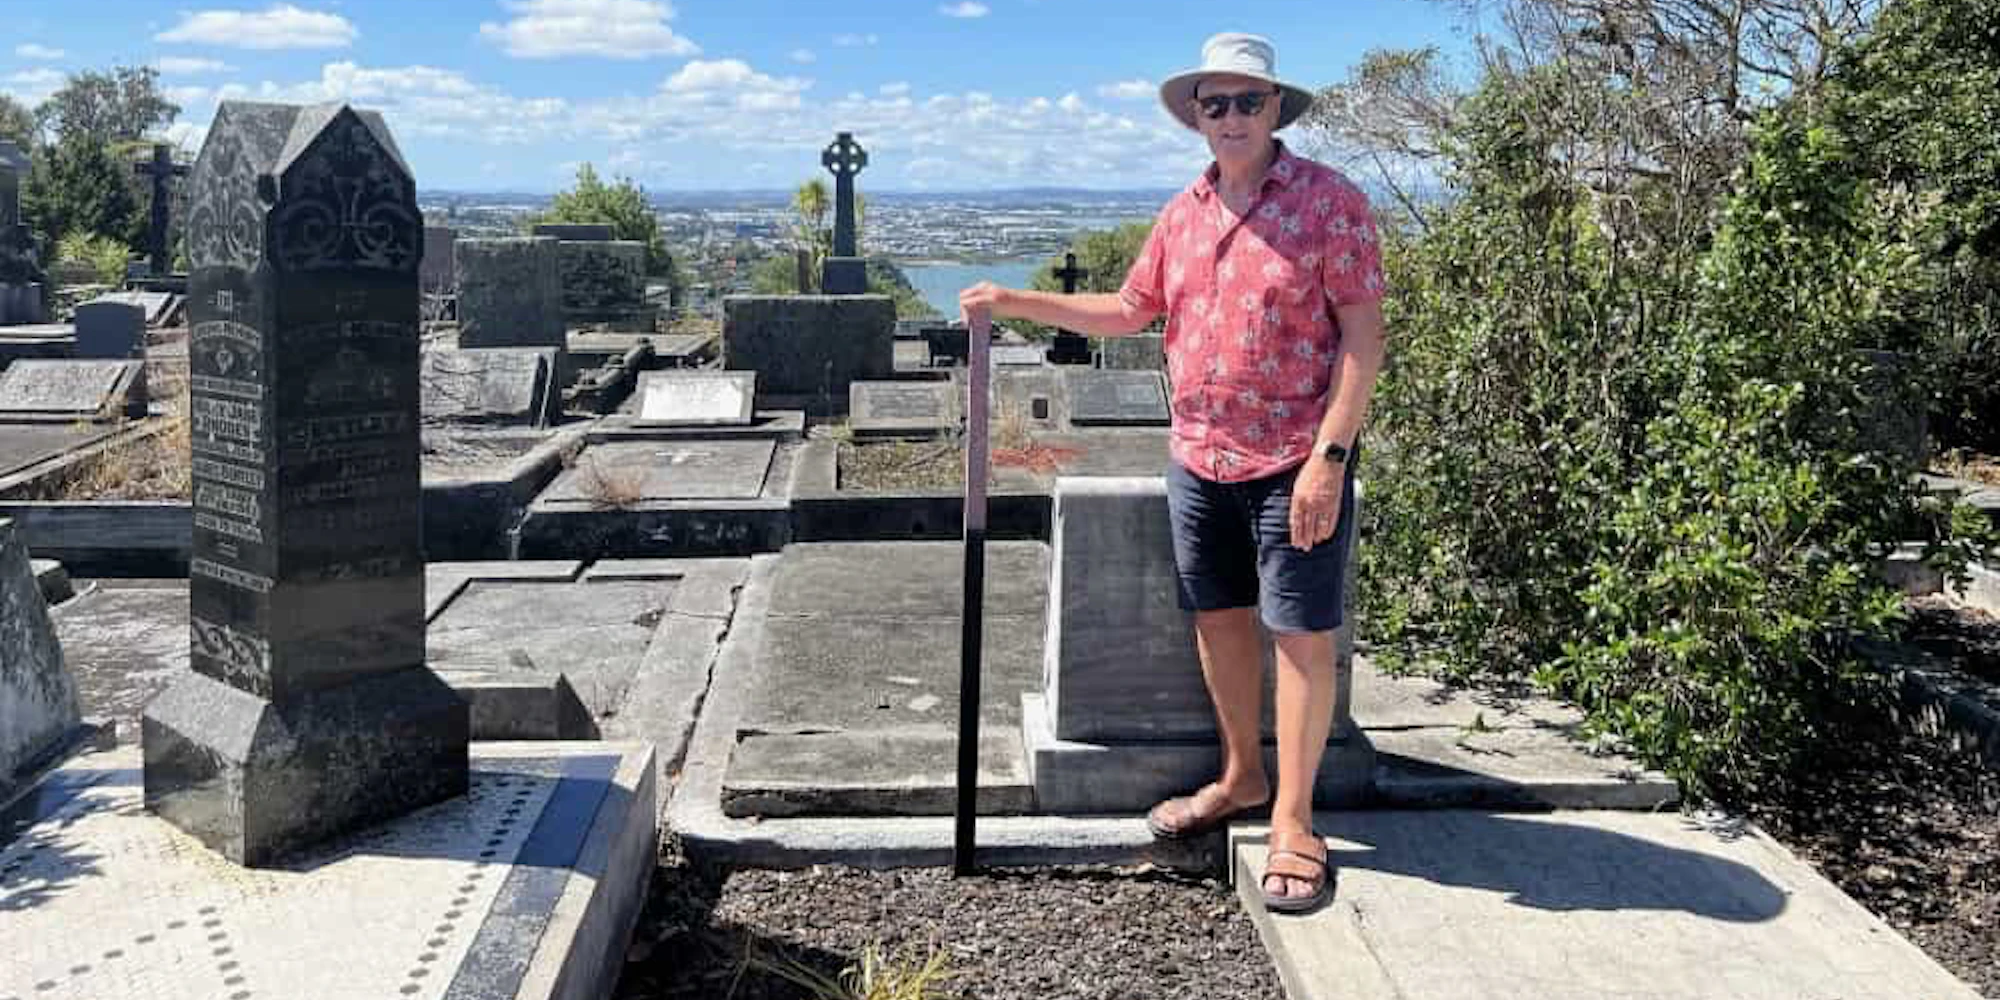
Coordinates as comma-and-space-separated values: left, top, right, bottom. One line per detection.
1315, 299, 1388, 451
957, 284, 1158, 338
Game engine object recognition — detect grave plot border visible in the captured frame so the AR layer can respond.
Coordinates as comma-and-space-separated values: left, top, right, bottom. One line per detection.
513, 440, 809, 560
787, 436, 1052, 543
422, 428, 584, 562
0, 419, 164, 498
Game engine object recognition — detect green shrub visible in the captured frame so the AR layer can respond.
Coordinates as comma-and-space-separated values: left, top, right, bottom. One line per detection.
54, 229, 133, 286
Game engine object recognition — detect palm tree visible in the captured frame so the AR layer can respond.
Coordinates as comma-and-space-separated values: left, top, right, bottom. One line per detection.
792, 178, 830, 291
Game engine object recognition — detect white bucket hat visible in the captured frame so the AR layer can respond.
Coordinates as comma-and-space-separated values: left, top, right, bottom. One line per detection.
1159, 33, 1315, 132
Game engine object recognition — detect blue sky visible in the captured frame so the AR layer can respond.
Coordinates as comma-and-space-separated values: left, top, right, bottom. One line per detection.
2, 1, 1481, 191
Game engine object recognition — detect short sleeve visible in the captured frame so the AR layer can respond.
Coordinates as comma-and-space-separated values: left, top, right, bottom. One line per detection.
1320, 186, 1386, 307
1118, 208, 1173, 315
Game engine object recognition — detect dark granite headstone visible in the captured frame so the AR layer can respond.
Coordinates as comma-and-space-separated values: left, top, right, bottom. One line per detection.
850, 380, 958, 438
0, 140, 25, 230
635, 370, 755, 426
532, 222, 614, 241
722, 294, 895, 405
0, 359, 144, 420
420, 347, 556, 426
920, 324, 969, 366
73, 298, 145, 359
421, 225, 456, 293
456, 237, 564, 350
143, 99, 469, 867
0, 517, 79, 799
557, 239, 652, 328
1066, 369, 1169, 426
1, 140, 41, 324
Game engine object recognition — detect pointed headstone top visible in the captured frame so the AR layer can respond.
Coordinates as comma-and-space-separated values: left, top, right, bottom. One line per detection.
190, 101, 420, 274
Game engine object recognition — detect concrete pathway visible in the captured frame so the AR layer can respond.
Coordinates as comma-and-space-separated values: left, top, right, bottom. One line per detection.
1231, 812, 1981, 1000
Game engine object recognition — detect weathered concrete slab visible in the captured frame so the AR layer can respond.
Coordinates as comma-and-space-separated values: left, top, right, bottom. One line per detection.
1370, 727, 1678, 809
537, 440, 776, 504
1, 518, 77, 796
0, 423, 120, 479
1351, 657, 1586, 732
49, 578, 189, 738
722, 541, 1047, 817
517, 441, 801, 560
0, 741, 659, 1000
1230, 811, 1981, 1000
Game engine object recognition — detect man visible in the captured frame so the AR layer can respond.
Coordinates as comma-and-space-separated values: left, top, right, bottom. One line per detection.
960, 32, 1387, 912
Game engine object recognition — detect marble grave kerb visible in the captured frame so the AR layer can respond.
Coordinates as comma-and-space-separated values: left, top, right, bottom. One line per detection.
141, 99, 470, 867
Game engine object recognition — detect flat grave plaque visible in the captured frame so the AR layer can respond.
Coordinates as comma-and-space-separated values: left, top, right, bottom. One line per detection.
990, 344, 1045, 367
539, 438, 776, 504
851, 380, 958, 437
636, 371, 756, 426
0, 359, 142, 420
1066, 369, 1170, 426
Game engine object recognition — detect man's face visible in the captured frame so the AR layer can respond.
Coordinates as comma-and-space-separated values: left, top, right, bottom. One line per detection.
1191, 73, 1280, 167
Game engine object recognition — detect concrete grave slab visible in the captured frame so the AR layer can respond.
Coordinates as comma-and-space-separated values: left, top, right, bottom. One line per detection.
1065, 369, 1169, 426
849, 380, 959, 438
50, 578, 189, 739
0, 741, 659, 1000
1230, 811, 1982, 1000
635, 370, 756, 427
536, 439, 776, 504
0, 423, 122, 480
0, 359, 144, 421
990, 344, 1045, 367
722, 541, 1047, 818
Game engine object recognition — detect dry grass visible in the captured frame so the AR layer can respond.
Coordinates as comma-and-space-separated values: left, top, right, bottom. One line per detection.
747, 941, 955, 1000
572, 452, 650, 510
22, 373, 191, 501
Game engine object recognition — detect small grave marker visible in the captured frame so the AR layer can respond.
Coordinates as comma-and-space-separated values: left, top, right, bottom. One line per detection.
420, 347, 556, 426
1066, 369, 1169, 426
850, 380, 958, 438
635, 370, 756, 426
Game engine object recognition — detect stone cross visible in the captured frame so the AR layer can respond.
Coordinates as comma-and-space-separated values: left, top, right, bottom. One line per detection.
0, 140, 26, 230
133, 143, 189, 277
143, 100, 467, 867
1048, 252, 1093, 365
1055, 252, 1088, 294
821, 131, 868, 258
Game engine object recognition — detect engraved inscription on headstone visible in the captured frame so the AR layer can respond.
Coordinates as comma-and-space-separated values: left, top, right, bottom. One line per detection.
420, 347, 554, 426
991, 344, 1046, 367
850, 380, 958, 437
0, 359, 142, 418
145, 100, 467, 868
636, 370, 755, 426
1066, 369, 1170, 426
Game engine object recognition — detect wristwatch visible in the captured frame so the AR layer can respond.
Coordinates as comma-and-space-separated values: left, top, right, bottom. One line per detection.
1316, 439, 1350, 464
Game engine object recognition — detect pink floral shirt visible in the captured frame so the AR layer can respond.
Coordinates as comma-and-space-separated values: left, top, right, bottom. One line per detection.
1119, 142, 1386, 483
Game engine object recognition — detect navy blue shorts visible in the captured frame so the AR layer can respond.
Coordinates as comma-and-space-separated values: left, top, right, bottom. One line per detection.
1165, 453, 1358, 634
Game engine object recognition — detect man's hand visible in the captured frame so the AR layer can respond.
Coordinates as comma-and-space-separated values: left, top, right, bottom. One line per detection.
1289, 458, 1344, 550
959, 282, 1014, 323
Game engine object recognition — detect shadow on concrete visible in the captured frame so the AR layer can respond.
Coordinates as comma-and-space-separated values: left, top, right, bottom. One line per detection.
1308, 811, 1787, 922
0, 767, 129, 914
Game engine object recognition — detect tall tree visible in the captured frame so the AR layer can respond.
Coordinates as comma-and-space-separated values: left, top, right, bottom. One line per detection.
22, 134, 140, 248
0, 94, 34, 149
36, 67, 178, 145
527, 163, 679, 299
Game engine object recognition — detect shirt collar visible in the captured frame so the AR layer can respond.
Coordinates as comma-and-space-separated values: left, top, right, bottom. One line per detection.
1193, 139, 1299, 201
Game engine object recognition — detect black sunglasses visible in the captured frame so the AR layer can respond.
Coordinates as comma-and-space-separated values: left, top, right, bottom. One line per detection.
1195, 89, 1278, 120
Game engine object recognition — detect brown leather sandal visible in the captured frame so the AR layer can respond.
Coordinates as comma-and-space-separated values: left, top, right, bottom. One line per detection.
1145, 783, 1268, 840
1261, 830, 1332, 914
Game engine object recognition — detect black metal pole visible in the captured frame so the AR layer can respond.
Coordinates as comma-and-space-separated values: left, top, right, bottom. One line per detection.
955, 310, 992, 877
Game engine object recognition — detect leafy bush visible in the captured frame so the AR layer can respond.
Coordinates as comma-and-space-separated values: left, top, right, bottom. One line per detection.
1351, 28, 1989, 796
54, 229, 132, 286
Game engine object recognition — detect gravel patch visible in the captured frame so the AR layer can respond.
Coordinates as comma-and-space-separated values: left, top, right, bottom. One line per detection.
616, 840, 1281, 1000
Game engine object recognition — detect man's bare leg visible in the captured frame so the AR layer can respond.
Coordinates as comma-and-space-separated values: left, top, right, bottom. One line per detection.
1267, 629, 1336, 899
1194, 606, 1270, 805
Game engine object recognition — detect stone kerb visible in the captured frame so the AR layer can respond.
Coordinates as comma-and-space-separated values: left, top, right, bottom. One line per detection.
0, 516, 81, 798
1023, 475, 1369, 813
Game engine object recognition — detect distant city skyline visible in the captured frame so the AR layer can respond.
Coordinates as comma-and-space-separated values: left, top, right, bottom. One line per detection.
2, 1, 1483, 192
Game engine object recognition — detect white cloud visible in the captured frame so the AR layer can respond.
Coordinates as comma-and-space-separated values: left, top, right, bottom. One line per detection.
789, 48, 815, 64
156, 4, 358, 50
657, 58, 810, 110
479, 0, 699, 59
157, 56, 236, 75
2, 67, 64, 105
939, 1, 989, 16
879, 82, 910, 96
1057, 92, 1085, 113
14, 44, 65, 61
831, 33, 878, 47
1097, 79, 1151, 100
